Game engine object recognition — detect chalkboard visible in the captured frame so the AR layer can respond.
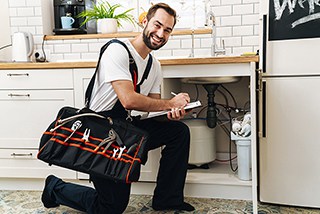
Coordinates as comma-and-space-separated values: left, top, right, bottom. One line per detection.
269, 0, 320, 40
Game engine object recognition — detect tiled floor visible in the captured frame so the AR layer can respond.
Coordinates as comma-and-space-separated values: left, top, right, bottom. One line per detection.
1, 190, 320, 213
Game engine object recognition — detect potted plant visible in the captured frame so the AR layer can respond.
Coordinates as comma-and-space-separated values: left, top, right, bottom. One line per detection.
77, 1, 135, 34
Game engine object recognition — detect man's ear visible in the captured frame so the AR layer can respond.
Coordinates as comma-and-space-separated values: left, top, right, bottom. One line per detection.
142, 17, 148, 28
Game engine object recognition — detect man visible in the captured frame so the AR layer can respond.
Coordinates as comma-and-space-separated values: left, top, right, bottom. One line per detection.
41, 3, 195, 213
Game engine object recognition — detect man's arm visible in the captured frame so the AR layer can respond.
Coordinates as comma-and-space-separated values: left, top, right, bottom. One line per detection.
112, 80, 189, 112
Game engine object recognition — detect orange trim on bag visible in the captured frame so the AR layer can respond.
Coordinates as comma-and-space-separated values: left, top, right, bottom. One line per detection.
126, 136, 145, 183
44, 131, 131, 155
46, 137, 141, 164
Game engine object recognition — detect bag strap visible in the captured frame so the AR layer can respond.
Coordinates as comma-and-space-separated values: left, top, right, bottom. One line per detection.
85, 39, 153, 107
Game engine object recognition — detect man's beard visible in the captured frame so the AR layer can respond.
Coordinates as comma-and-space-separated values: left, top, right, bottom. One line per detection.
142, 28, 166, 50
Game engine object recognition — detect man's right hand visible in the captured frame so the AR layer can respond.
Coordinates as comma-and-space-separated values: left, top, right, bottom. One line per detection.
169, 93, 190, 109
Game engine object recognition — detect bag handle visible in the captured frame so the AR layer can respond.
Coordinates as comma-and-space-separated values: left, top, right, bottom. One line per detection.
85, 39, 153, 107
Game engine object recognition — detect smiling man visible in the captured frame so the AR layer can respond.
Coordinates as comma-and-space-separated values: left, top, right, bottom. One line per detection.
41, 3, 195, 213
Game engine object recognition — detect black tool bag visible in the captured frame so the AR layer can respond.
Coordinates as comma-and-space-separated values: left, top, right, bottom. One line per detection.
37, 39, 152, 183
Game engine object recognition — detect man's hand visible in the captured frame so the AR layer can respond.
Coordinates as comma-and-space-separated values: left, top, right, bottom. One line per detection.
167, 93, 190, 120
169, 93, 190, 109
167, 108, 187, 120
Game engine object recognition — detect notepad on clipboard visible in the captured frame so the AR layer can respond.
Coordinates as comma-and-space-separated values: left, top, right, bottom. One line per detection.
130, 101, 202, 120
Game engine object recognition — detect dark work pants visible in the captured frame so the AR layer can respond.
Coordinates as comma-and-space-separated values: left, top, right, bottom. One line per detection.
46, 119, 190, 214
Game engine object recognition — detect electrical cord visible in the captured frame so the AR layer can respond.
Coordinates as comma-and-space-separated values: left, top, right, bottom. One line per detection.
194, 84, 199, 101
35, 35, 47, 62
221, 84, 238, 109
217, 88, 229, 106
0, 44, 12, 50
42, 35, 47, 60
227, 110, 238, 172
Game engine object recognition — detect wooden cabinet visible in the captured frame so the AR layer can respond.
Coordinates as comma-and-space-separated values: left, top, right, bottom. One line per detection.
0, 69, 76, 179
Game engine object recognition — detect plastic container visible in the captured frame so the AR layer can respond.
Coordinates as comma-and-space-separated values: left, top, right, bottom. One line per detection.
231, 132, 251, 181
183, 119, 216, 166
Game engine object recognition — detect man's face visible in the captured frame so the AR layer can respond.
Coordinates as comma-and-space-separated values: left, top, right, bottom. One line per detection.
142, 9, 175, 50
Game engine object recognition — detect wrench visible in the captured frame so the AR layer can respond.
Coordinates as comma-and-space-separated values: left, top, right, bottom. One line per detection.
117, 146, 126, 159
94, 129, 116, 152
102, 140, 115, 153
112, 148, 119, 158
64, 120, 82, 142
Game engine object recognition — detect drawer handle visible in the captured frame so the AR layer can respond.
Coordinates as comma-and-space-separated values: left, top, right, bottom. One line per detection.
7, 73, 29, 77
11, 153, 33, 157
8, 93, 30, 97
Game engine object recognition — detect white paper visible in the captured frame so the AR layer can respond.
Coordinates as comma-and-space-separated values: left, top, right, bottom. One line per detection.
130, 101, 202, 119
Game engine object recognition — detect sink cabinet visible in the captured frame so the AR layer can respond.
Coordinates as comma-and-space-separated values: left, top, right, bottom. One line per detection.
160, 60, 258, 213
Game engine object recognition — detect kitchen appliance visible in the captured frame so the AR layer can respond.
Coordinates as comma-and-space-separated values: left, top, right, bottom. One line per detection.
11, 32, 34, 62
259, 0, 320, 208
53, 0, 96, 35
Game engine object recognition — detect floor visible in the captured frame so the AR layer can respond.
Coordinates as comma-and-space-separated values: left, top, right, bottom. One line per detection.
1, 190, 320, 214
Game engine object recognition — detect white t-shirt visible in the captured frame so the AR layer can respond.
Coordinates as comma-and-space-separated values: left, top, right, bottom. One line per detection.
89, 39, 162, 112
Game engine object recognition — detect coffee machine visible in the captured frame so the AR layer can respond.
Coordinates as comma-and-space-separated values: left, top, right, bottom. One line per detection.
53, 0, 96, 35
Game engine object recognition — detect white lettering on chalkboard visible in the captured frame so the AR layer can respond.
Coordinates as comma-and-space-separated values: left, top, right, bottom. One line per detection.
273, 0, 320, 28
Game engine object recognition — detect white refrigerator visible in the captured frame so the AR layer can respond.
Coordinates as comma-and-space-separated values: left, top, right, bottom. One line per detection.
259, 0, 320, 208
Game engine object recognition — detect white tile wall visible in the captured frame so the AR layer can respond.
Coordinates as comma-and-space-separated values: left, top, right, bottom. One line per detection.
7, 0, 260, 61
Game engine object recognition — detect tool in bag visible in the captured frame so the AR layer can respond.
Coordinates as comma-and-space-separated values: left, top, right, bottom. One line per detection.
37, 39, 153, 183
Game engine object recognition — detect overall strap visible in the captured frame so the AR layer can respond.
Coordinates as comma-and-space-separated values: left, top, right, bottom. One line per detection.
85, 39, 153, 108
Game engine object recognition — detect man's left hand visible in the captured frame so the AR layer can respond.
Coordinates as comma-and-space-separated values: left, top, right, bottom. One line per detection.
167, 107, 187, 120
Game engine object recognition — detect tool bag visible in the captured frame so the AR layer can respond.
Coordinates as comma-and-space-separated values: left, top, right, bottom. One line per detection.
37, 39, 152, 183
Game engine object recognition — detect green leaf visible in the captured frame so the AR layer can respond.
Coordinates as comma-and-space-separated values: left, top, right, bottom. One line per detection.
76, 1, 135, 28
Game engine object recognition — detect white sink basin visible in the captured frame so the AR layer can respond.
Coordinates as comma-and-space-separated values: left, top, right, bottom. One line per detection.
181, 76, 241, 84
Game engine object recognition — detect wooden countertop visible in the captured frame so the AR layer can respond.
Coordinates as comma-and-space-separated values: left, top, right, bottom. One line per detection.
0, 56, 258, 70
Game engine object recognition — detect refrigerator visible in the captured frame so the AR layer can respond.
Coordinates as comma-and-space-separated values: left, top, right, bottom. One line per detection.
259, 0, 320, 208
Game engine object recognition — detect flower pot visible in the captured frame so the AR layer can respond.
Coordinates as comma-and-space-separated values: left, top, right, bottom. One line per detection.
97, 18, 118, 34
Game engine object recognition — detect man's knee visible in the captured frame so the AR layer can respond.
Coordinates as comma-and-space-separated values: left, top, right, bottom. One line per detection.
175, 121, 190, 137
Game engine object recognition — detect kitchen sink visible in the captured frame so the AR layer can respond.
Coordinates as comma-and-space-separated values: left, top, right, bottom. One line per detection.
181, 76, 241, 84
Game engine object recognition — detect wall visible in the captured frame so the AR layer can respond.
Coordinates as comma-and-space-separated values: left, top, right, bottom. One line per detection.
6, 0, 260, 61
0, 0, 11, 61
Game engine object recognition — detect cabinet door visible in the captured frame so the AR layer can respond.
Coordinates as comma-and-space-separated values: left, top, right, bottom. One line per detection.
73, 69, 160, 182
0, 90, 74, 148
73, 68, 94, 108
0, 149, 76, 179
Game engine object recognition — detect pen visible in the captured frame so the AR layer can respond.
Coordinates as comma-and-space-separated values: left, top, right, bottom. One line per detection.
171, 92, 177, 96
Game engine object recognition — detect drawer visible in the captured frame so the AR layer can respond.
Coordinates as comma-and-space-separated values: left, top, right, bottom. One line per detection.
0, 149, 76, 179
0, 69, 73, 89
0, 90, 74, 148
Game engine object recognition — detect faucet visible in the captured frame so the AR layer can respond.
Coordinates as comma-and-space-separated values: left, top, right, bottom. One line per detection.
214, 40, 226, 56
205, 6, 226, 56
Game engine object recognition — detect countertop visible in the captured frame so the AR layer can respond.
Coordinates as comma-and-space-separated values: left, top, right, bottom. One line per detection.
0, 56, 258, 70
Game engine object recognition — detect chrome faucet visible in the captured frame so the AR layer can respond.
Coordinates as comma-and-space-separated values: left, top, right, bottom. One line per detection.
214, 40, 226, 56
205, 4, 226, 56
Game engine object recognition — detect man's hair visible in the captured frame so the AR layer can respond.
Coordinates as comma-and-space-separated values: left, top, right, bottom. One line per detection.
146, 3, 177, 27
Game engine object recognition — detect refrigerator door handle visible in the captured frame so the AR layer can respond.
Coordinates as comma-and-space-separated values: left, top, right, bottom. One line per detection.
258, 73, 267, 138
